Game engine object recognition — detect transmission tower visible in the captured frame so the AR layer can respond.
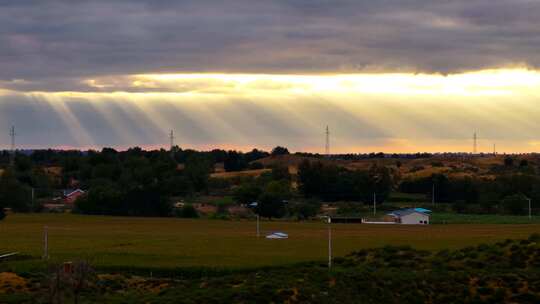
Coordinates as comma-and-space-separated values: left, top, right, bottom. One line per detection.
169, 129, 175, 158
9, 126, 15, 166
325, 125, 330, 157
473, 132, 477, 154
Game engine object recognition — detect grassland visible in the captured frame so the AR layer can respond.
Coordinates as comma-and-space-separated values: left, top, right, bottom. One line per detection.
210, 168, 271, 179
431, 213, 540, 224
1, 214, 539, 270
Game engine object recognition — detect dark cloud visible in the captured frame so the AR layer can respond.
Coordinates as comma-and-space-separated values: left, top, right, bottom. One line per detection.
0, 0, 539, 91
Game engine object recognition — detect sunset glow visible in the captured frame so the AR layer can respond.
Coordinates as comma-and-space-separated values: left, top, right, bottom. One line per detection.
1, 69, 539, 153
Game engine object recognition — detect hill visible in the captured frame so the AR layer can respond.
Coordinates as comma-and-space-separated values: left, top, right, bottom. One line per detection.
252, 154, 539, 180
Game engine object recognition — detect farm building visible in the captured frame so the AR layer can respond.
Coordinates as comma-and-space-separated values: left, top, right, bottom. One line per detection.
63, 189, 86, 205
387, 209, 430, 225
192, 203, 217, 215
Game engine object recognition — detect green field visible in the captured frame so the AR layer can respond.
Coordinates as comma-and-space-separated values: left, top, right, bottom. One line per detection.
431, 212, 540, 224
1, 214, 539, 270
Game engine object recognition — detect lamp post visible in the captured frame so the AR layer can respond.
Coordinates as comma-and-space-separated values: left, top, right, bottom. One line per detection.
373, 193, 376, 216
527, 198, 532, 220
43, 226, 49, 260
327, 216, 332, 269
256, 215, 260, 237
432, 183, 435, 206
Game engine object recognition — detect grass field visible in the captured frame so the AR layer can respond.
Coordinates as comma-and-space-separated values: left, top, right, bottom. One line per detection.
431, 213, 540, 224
1, 214, 539, 270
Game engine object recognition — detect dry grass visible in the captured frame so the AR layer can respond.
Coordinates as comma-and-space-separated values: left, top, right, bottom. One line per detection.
210, 168, 271, 179
0, 273, 28, 294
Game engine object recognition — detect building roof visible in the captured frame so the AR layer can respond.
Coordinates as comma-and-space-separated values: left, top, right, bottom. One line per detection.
63, 189, 85, 197
388, 208, 430, 218
414, 208, 432, 213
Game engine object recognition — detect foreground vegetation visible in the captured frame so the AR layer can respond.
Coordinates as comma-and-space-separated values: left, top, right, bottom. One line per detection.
1, 234, 540, 303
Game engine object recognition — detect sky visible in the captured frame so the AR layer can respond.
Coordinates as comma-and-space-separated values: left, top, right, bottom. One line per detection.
0, 0, 539, 153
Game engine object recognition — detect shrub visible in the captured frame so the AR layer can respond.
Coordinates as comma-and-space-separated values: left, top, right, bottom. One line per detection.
177, 204, 199, 218
501, 194, 529, 215
431, 161, 444, 167
249, 162, 264, 170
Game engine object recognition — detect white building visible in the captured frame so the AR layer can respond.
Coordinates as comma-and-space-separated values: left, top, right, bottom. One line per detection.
387, 209, 430, 225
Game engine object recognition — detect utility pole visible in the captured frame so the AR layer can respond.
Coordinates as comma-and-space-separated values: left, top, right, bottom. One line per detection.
493, 143, 496, 156
43, 226, 49, 260
527, 198, 532, 220
256, 215, 260, 238
432, 183, 435, 206
473, 132, 477, 154
31, 188, 35, 212
327, 216, 332, 269
9, 126, 15, 166
169, 130, 175, 159
373, 192, 377, 216
325, 126, 330, 157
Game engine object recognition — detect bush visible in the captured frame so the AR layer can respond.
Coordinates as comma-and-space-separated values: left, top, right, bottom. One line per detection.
409, 166, 425, 173
176, 204, 199, 218
501, 194, 529, 215
249, 162, 264, 170
257, 193, 286, 219
291, 201, 321, 220
233, 183, 262, 205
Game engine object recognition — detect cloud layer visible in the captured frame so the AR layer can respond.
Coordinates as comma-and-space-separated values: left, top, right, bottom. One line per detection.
1, 1, 539, 152
1, 0, 540, 91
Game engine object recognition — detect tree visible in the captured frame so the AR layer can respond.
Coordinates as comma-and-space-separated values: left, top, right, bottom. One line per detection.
264, 180, 291, 201
124, 186, 171, 217
271, 146, 290, 156
298, 160, 393, 203
256, 180, 291, 219
223, 151, 247, 172
0, 169, 31, 212
291, 201, 320, 220
14, 154, 33, 172
369, 165, 394, 204
501, 194, 529, 215
75, 184, 124, 215
233, 183, 262, 205
271, 165, 291, 181
504, 157, 514, 167
431, 174, 451, 202
176, 204, 199, 218
257, 192, 286, 219
298, 160, 325, 198
244, 148, 269, 163
163, 175, 194, 196
184, 155, 212, 192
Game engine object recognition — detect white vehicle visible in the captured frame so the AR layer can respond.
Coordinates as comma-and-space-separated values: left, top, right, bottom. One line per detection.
266, 232, 288, 239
